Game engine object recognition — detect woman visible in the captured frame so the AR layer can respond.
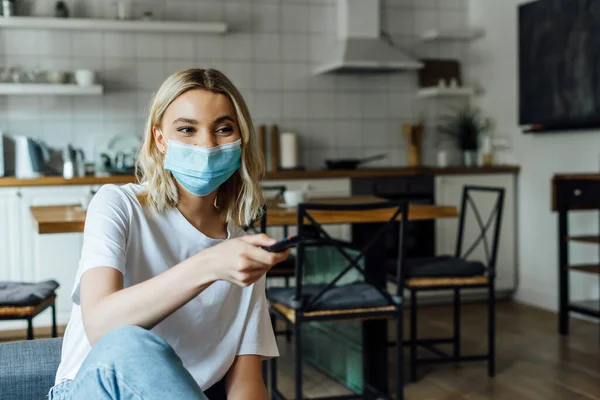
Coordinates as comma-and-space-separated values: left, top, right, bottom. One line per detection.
49, 69, 290, 399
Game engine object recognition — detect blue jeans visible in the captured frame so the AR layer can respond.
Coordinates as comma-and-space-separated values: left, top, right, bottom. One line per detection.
48, 326, 208, 400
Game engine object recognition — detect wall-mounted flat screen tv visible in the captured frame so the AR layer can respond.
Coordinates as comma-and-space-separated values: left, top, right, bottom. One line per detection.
519, 0, 600, 133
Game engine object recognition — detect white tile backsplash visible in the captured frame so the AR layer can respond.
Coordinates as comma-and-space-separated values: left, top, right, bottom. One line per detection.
103, 33, 135, 58
281, 34, 309, 62
166, 34, 196, 61
196, 36, 224, 60
0, 0, 468, 168
223, 34, 254, 61
282, 63, 309, 91
253, 34, 281, 61
135, 34, 165, 60
253, 63, 283, 90
72, 32, 104, 59
36, 30, 72, 57
283, 93, 308, 119
253, 3, 281, 33
281, 3, 309, 33
4, 30, 37, 56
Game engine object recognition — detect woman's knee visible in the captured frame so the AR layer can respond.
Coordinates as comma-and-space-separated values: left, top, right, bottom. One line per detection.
94, 326, 172, 356
80, 326, 177, 375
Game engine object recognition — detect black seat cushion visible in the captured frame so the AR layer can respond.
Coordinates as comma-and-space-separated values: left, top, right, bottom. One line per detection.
0, 280, 59, 306
267, 282, 393, 311
400, 256, 486, 278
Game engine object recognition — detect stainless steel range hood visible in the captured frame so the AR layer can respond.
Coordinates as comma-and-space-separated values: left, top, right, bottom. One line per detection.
314, 0, 423, 75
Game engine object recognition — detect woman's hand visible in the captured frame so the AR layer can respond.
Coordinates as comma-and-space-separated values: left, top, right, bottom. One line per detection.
203, 234, 291, 287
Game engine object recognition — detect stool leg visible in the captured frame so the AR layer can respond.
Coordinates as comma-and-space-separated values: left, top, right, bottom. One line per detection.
27, 318, 34, 340
51, 302, 58, 338
295, 319, 303, 400
410, 290, 417, 382
488, 283, 496, 377
396, 309, 405, 400
453, 288, 461, 361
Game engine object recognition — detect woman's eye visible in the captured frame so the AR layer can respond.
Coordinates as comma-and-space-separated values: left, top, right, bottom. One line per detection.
177, 126, 196, 134
216, 126, 234, 134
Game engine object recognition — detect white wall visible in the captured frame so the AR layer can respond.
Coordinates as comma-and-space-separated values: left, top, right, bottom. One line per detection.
0, 0, 470, 170
468, 0, 600, 311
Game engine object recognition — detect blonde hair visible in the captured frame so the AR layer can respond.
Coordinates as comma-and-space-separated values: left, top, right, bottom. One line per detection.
136, 68, 265, 227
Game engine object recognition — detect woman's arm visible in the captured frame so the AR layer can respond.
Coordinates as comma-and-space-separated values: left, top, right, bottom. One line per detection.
81, 234, 290, 345
81, 254, 212, 346
225, 355, 268, 400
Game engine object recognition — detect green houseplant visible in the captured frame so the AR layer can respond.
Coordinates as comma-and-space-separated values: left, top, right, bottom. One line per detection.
437, 106, 492, 166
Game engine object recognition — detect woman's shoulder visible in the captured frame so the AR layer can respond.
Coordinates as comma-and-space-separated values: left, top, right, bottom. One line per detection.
89, 183, 145, 215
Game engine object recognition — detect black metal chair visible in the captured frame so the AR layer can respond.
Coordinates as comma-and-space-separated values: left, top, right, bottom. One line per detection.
392, 186, 505, 382
267, 200, 409, 400
244, 185, 296, 342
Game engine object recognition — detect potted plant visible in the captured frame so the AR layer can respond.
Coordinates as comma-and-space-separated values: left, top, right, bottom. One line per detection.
437, 106, 492, 166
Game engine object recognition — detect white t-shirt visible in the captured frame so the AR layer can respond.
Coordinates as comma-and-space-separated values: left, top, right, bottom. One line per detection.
55, 184, 278, 390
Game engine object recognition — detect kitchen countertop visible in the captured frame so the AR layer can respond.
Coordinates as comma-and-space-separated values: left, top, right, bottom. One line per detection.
0, 165, 520, 187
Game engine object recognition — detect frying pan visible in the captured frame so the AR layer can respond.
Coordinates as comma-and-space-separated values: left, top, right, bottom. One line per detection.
325, 154, 387, 170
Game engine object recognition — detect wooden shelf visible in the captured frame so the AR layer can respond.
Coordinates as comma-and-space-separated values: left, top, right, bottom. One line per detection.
0, 17, 227, 34
569, 300, 600, 317
420, 28, 485, 42
568, 264, 600, 274
0, 83, 103, 95
417, 87, 475, 98
566, 235, 600, 244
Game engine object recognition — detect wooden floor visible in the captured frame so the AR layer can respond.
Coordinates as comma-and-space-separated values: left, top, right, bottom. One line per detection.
273, 300, 600, 400
3, 301, 599, 399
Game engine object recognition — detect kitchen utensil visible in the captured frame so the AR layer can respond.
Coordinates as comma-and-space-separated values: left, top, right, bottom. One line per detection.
46, 71, 68, 84
324, 154, 387, 170
437, 150, 448, 167
114, 0, 131, 20
55, 1, 69, 17
403, 124, 424, 167
74, 69, 95, 86
62, 146, 74, 179
279, 132, 299, 169
2, 0, 16, 17
75, 148, 85, 177
283, 190, 306, 207
14, 136, 53, 178
269, 124, 279, 172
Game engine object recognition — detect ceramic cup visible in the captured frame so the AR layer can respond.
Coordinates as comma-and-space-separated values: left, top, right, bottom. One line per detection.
74, 70, 96, 86
283, 190, 306, 207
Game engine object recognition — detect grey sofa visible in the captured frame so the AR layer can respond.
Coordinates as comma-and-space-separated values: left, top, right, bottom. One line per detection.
0, 338, 62, 400
0, 338, 227, 400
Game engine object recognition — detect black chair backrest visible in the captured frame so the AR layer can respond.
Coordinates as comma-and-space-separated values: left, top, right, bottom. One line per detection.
455, 186, 505, 274
243, 185, 287, 234
294, 200, 409, 310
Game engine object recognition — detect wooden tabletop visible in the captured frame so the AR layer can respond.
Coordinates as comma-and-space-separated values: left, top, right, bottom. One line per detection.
30, 196, 458, 235
553, 173, 600, 181
265, 196, 458, 226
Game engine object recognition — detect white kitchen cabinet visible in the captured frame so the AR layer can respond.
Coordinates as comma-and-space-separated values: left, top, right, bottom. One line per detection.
435, 174, 517, 293
17, 186, 94, 325
0, 188, 22, 282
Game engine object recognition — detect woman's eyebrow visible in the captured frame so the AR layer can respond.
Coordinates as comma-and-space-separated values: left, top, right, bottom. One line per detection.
213, 115, 235, 124
172, 117, 199, 125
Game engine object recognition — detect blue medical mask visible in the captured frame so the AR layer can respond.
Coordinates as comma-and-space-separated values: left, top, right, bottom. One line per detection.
164, 139, 242, 197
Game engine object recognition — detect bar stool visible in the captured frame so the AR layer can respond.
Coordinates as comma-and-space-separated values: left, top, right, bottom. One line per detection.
0, 280, 59, 340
